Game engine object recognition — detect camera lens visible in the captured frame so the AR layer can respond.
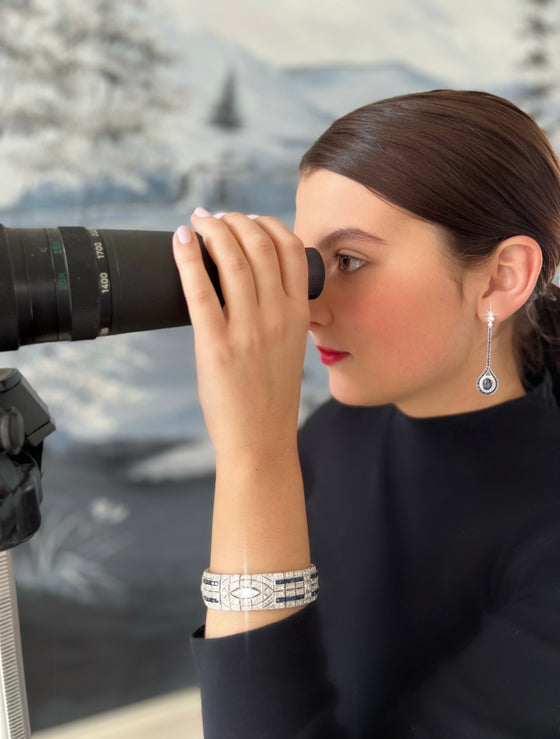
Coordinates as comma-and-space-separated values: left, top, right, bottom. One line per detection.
0, 226, 324, 351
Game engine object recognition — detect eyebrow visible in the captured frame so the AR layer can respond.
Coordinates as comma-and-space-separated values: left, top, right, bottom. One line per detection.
315, 228, 388, 253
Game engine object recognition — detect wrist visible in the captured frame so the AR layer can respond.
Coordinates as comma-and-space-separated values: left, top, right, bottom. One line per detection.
210, 453, 309, 572
214, 437, 300, 473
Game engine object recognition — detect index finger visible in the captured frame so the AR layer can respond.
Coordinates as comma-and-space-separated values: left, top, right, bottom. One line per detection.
172, 225, 226, 335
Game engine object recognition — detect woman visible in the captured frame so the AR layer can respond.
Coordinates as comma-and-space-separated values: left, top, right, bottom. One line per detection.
173, 90, 560, 737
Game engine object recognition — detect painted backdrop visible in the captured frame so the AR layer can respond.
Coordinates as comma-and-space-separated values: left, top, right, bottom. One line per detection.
0, 0, 556, 731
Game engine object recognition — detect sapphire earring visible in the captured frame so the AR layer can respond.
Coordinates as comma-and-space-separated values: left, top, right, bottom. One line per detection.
476, 309, 499, 395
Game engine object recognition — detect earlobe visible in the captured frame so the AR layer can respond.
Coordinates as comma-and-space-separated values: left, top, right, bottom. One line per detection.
477, 235, 542, 322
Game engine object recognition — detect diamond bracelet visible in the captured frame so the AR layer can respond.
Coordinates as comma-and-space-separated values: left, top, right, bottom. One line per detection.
201, 564, 319, 611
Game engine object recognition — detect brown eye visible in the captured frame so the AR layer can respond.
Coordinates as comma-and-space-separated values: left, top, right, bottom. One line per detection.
338, 255, 366, 273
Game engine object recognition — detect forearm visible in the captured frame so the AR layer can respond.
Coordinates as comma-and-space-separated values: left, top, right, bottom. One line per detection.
206, 443, 311, 638
172, 211, 313, 638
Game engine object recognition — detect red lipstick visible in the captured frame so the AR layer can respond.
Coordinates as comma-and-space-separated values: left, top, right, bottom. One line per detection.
317, 346, 350, 366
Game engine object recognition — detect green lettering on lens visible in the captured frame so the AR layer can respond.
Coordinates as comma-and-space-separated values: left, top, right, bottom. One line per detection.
57, 273, 68, 290
53, 241, 63, 255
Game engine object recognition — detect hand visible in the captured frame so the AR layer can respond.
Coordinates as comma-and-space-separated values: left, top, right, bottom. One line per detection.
173, 209, 310, 461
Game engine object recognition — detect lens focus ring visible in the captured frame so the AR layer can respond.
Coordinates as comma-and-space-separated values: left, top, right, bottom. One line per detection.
59, 227, 101, 340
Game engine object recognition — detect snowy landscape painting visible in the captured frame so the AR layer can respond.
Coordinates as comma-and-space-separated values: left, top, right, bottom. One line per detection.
0, 0, 557, 732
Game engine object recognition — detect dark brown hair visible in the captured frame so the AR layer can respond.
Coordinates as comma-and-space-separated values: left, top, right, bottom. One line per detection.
300, 89, 560, 382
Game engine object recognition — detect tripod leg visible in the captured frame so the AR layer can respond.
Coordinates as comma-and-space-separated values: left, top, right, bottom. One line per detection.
0, 551, 31, 739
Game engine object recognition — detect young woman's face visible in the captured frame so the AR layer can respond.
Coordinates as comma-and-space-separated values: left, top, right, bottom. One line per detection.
294, 169, 487, 416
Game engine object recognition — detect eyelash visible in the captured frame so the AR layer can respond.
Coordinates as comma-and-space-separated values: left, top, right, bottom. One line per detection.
336, 254, 367, 273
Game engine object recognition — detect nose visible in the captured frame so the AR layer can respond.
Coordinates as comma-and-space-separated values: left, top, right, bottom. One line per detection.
309, 279, 333, 329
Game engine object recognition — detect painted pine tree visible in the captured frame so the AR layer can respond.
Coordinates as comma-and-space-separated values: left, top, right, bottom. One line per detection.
209, 70, 242, 131
0, 0, 177, 192
208, 69, 243, 206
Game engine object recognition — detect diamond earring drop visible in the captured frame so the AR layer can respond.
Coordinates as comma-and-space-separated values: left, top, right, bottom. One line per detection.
476, 309, 499, 395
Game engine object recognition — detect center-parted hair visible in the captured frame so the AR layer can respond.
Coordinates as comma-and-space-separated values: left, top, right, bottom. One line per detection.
300, 89, 560, 380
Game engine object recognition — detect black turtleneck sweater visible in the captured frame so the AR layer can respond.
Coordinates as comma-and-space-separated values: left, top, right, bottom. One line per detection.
191, 377, 560, 738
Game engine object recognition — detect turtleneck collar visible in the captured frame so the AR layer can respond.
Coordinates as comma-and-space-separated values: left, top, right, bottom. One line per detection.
387, 373, 559, 449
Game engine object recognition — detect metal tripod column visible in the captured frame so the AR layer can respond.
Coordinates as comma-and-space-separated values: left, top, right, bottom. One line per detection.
0, 551, 30, 739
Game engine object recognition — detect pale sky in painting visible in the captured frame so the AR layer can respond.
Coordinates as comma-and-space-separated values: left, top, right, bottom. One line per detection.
156, 0, 529, 86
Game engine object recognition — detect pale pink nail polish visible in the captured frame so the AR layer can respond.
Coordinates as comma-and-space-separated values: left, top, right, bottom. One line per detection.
193, 206, 212, 218
247, 214, 260, 220
176, 225, 192, 244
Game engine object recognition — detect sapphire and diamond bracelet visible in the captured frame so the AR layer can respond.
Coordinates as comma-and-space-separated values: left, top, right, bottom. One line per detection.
201, 564, 319, 611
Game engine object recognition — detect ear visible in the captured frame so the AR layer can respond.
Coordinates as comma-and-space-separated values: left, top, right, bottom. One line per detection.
477, 235, 542, 322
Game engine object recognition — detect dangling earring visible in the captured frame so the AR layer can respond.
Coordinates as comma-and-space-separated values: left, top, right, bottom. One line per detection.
476, 309, 499, 395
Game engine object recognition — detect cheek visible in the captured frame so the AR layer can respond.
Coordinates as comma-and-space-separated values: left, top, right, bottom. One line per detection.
347, 281, 461, 369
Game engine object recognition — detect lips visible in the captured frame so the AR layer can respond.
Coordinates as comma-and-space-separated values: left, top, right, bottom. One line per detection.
316, 346, 351, 366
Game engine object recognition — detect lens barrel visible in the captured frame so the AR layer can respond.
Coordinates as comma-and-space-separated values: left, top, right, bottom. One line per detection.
0, 226, 324, 351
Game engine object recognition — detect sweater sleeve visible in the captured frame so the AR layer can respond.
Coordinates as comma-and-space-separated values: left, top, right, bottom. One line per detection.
190, 603, 345, 738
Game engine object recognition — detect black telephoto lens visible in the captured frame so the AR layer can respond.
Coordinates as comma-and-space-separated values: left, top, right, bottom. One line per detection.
0, 226, 324, 351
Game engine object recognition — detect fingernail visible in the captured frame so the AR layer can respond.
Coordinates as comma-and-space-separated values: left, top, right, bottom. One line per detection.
214, 211, 226, 219
247, 214, 260, 220
193, 206, 212, 218
176, 225, 192, 244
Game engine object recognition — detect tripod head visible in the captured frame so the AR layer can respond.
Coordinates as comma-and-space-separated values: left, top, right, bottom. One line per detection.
0, 369, 54, 552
